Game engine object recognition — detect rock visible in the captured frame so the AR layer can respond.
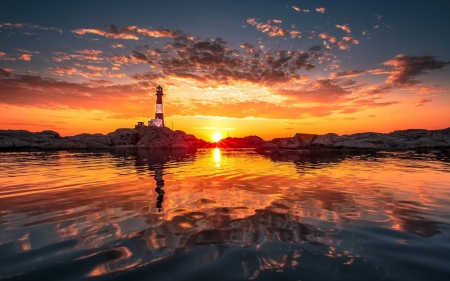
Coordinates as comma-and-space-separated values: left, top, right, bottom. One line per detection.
1, 127, 448, 151
136, 127, 198, 149
107, 128, 139, 146
310, 133, 339, 147
0, 139, 14, 148
260, 141, 279, 149
41, 130, 61, 139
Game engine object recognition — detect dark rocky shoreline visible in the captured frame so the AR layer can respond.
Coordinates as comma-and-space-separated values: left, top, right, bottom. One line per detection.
0, 127, 206, 151
1, 127, 449, 154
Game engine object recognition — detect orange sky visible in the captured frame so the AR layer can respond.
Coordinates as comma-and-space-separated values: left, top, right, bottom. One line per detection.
1, 2, 450, 142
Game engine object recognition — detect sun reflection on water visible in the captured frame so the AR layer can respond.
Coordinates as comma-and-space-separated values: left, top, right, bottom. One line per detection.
213, 147, 221, 166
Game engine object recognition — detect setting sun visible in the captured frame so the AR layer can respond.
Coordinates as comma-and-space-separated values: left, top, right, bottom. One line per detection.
212, 132, 223, 142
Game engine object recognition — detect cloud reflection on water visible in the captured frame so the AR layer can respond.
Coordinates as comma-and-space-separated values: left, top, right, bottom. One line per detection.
0, 149, 449, 280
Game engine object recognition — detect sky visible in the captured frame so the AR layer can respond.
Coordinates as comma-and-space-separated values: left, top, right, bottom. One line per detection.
0, 0, 449, 141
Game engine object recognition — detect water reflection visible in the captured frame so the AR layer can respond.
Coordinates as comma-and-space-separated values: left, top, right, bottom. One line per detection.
153, 163, 165, 212
0, 149, 449, 280
213, 147, 221, 166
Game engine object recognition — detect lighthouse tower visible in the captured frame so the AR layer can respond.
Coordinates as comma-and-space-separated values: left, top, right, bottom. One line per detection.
148, 85, 164, 127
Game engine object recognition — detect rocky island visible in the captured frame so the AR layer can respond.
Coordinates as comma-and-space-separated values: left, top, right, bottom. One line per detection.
0, 127, 449, 154
0, 127, 205, 150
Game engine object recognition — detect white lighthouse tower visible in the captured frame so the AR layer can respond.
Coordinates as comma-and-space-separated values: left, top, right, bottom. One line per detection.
149, 85, 164, 127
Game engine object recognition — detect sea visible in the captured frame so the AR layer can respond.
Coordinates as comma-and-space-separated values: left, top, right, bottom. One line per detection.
0, 148, 449, 281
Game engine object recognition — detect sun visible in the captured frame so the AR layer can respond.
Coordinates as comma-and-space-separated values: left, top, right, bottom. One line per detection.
212, 132, 223, 142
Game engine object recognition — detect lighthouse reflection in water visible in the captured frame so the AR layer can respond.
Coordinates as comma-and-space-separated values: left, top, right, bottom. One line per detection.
0, 148, 450, 281
152, 163, 164, 212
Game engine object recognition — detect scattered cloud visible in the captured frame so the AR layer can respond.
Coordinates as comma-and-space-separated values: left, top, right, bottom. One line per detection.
319, 33, 359, 50
0, 22, 63, 33
246, 18, 288, 37
72, 24, 194, 41
73, 62, 107, 72
48, 66, 77, 76
316, 7, 326, 13
383, 54, 449, 86
111, 44, 125, 49
0, 52, 16, 61
332, 70, 365, 78
413, 98, 432, 107
52, 50, 105, 63
129, 37, 318, 86
19, 54, 31, 61
72, 28, 139, 40
335, 24, 351, 33
0, 68, 12, 77
291, 6, 309, 12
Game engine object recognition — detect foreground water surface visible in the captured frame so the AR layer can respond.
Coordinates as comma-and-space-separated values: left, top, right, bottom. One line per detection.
0, 149, 449, 281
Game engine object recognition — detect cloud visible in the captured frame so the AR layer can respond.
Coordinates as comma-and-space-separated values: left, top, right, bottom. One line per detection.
0, 73, 150, 118
0, 22, 62, 33
129, 37, 317, 86
272, 19, 282, 24
77, 49, 103, 55
246, 18, 288, 37
319, 33, 359, 50
332, 70, 365, 78
289, 30, 301, 38
335, 24, 351, 33
72, 24, 192, 41
48, 66, 77, 76
52, 50, 105, 63
383, 54, 450, 86
415, 86, 445, 95
0, 68, 12, 78
18, 54, 32, 61
0, 52, 16, 61
316, 7, 325, 13
111, 44, 125, 49
72, 28, 139, 40
308, 45, 321, 52
291, 6, 309, 12
275, 79, 351, 104
413, 98, 432, 107
73, 62, 107, 72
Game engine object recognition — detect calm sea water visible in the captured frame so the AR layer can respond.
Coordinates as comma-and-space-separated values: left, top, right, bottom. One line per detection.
1, 149, 450, 281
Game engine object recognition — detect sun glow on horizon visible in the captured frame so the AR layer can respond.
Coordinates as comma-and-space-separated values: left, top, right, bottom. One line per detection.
212, 132, 223, 142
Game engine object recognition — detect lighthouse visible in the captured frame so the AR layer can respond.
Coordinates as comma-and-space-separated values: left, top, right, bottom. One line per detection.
148, 85, 165, 127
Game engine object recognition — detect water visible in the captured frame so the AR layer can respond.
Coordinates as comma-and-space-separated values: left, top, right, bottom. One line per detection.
0, 149, 449, 281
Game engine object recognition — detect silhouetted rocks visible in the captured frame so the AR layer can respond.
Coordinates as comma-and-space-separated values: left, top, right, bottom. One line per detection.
0, 127, 205, 150
136, 127, 205, 149
260, 128, 450, 152
1, 127, 449, 152
204, 135, 265, 148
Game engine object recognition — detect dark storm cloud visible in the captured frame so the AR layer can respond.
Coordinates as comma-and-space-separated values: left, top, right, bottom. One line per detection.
384, 55, 450, 86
